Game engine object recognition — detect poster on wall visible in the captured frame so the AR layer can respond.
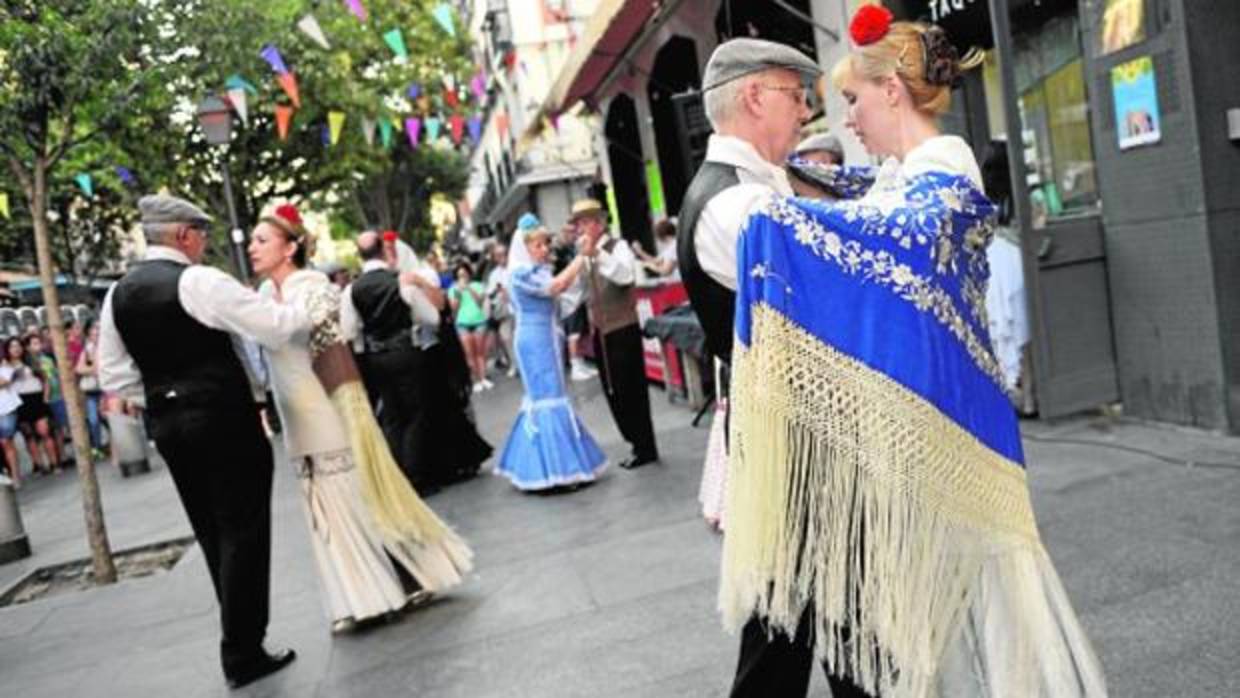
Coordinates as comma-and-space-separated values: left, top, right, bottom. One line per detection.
1112, 56, 1161, 150
1100, 0, 1145, 55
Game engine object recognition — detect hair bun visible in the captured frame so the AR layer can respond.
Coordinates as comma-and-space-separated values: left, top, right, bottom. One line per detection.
921, 26, 961, 87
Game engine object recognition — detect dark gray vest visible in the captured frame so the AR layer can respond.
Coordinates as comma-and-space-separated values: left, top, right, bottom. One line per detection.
351, 268, 413, 348
677, 161, 742, 364
111, 259, 253, 416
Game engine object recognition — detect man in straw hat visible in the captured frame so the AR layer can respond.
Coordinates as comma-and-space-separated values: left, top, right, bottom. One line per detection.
569, 198, 659, 470
98, 194, 309, 689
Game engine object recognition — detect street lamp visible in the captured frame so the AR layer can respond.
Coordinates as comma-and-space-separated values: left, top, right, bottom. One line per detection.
196, 95, 249, 281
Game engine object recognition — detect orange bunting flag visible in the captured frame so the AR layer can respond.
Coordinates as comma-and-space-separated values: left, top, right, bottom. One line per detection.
496, 111, 510, 139
417, 95, 430, 113
275, 105, 294, 141
449, 114, 465, 144
278, 72, 301, 108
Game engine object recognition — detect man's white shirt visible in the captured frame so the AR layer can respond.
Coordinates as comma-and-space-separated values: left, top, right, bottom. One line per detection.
97, 246, 310, 402
694, 134, 795, 290
339, 259, 441, 347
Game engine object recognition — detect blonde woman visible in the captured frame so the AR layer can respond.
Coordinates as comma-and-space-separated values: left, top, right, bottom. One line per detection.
721, 7, 1105, 697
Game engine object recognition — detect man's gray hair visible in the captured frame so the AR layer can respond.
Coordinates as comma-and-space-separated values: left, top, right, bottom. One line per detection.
704, 74, 752, 132
142, 222, 183, 245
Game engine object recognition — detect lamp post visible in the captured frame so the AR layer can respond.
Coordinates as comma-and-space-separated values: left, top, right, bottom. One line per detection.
196, 95, 249, 282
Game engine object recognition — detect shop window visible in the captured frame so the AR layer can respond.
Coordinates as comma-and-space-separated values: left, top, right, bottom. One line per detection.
1013, 15, 1100, 227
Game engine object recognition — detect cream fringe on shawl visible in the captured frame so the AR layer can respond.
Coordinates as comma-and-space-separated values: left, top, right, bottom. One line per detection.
721, 306, 1107, 698
330, 380, 473, 591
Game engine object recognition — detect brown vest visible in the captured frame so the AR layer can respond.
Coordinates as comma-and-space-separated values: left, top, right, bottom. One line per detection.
587, 237, 640, 335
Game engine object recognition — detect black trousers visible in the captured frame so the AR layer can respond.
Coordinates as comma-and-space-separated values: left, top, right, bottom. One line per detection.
594, 324, 658, 459
148, 404, 273, 675
359, 347, 433, 489
731, 611, 873, 698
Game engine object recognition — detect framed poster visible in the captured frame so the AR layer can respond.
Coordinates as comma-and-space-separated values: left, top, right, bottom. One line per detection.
1100, 0, 1145, 55
1112, 56, 1161, 150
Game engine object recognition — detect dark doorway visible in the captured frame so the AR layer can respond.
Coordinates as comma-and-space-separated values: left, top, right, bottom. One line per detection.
603, 94, 652, 246
647, 36, 701, 217
715, 0, 817, 60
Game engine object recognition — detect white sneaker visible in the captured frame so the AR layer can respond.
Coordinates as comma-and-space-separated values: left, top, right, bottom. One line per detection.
507, 367, 517, 378
472, 382, 484, 393
482, 378, 495, 390
570, 363, 598, 382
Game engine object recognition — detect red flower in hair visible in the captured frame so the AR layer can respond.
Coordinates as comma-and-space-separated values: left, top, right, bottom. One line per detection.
274, 203, 303, 228
849, 4, 894, 46
382, 230, 399, 242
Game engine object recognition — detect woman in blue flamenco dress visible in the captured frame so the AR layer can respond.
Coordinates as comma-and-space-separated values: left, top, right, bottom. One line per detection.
495, 215, 607, 491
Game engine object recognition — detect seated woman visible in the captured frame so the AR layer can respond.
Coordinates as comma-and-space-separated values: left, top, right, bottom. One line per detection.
720, 8, 1106, 698
248, 205, 472, 633
495, 218, 607, 491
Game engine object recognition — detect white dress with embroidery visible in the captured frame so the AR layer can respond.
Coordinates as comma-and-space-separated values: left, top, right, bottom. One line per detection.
262, 271, 408, 624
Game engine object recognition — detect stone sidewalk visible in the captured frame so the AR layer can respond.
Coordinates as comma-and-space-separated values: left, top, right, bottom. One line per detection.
1, 373, 1238, 697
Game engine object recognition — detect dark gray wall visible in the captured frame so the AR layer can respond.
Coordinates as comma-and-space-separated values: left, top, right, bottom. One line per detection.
1082, 0, 1231, 428
1183, 0, 1240, 427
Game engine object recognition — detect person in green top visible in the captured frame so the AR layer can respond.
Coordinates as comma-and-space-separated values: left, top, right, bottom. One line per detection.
448, 261, 491, 392
30, 334, 69, 467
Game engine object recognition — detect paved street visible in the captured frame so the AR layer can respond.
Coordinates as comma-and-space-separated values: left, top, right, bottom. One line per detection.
1, 373, 1238, 697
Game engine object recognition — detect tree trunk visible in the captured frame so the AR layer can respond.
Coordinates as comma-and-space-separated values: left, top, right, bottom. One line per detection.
29, 157, 117, 584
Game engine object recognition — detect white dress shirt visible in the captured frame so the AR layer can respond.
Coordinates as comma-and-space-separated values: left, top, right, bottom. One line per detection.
593, 233, 638, 286
694, 134, 795, 290
339, 259, 441, 347
98, 246, 312, 401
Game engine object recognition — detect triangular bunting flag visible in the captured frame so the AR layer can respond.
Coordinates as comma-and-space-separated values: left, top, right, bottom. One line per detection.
115, 166, 136, 186
417, 95, 431, 113
496, 111, 510, 139
470, 73, 486, 101
276, 105, 294, 141
75, 173, 94, 198
383, 29, 408, 61
405, 118, 421, 149
433, 4, 456, 37
225, 74, 258, 95
443, 74, 456, 91
362, 118, 376, 146
444, 88, 459, 109
345, 0, 367, 22
549, 112, 560, 131
278, 73, 301, 108
448, 114, 465, 144
328, 111, 346, 145
298, 14, 331, 50
227, 88, 249, 126
379, 118, 393, 148
425, 117, 442, 141
0, 193, 9, 219
321, 124, 332, 147
407, 83, 421, 100
467, 115, 482, 144
260, 44, 288, 74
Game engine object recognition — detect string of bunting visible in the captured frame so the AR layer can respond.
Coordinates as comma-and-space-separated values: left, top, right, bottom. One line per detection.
62, 2, 484, 208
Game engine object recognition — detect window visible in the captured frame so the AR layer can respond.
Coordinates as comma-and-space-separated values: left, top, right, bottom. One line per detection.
1014, 15, 1100, 227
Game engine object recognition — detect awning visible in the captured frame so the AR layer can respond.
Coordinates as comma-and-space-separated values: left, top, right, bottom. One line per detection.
545, 0, 659, 113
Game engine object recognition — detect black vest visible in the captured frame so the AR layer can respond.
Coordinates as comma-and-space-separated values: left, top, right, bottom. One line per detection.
677, 161, 742, 364
111, 258, 253, 415
351, 268, 412, 346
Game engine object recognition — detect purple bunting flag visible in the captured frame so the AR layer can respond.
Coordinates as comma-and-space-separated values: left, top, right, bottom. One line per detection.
467, 115, 482, 144
115, 166, 136, 186
405, 117, 422, 149
260, 45, 289, 75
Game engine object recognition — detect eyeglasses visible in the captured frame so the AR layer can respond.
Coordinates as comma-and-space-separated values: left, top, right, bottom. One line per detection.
760, 84, 811, 107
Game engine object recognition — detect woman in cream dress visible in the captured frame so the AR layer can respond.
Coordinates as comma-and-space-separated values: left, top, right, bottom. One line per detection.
248, 205, 471, 632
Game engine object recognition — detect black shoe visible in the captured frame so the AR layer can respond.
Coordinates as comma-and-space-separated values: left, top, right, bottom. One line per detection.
225, 648, 296, 690
619, 453, 658, 470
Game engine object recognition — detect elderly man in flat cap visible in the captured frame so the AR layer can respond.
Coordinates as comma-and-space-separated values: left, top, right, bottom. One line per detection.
98, 194, 308, 689
676, 39, 872, 698
570, 198, 659, 470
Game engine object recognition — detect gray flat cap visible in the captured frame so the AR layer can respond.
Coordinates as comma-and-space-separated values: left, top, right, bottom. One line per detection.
138, 194, 213, 226
795, 133, 844, 159
702, 38, 822, 92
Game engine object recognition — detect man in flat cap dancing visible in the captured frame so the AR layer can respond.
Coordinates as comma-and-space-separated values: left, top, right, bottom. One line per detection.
98, 195, 310, 689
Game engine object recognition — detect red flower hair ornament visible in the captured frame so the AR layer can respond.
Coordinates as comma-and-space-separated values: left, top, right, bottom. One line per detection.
274, 203, 303, 229
850, 4, 894, 46
381, 230, 399, 243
